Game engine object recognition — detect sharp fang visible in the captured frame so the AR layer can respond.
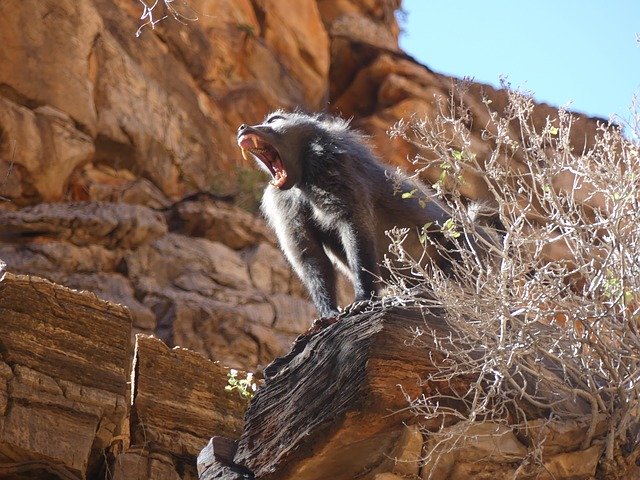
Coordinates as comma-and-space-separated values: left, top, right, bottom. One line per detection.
252, 136, 259, 148
241, 149, 250, 161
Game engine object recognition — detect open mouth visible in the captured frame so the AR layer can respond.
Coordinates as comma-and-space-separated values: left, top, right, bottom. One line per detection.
237, 133, 288, 189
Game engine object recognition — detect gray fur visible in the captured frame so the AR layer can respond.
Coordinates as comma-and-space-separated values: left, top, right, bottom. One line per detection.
237, 111, 451, 317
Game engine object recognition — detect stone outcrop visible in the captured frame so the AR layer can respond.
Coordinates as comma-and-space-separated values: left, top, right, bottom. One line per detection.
112, 335, 246, 480
202, 307, 638, 480
2, 267, 637, 479
0, 0, 601, 210
0, 199, 317, 370
0, 268, 247, 480
0, 0, 358, 370
0, 0, 332, 205
0, 271, 132, 479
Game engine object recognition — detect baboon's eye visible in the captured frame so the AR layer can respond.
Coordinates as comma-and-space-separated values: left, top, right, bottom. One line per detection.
265, 115, 285, 124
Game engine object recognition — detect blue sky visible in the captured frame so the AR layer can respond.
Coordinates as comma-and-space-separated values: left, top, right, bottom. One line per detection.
399, 1, 640, 124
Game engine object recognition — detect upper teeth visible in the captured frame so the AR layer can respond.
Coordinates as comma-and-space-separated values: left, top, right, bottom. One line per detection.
253, 137, 259, 148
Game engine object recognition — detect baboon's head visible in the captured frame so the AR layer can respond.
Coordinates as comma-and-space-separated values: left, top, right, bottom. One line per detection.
237, 111, 346, 190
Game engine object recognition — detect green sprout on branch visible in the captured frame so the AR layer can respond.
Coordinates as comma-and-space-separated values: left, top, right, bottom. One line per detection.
442, 218, 461, 239
418, 222, 433, 245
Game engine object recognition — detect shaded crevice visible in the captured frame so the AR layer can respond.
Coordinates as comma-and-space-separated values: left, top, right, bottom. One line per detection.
0, 84, 43, 111
249, 0, 267, 37
87, 33, 101, 103
93, 134, 138, 173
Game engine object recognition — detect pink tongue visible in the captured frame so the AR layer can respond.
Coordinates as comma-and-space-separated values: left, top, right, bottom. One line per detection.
238, 135, 258, 149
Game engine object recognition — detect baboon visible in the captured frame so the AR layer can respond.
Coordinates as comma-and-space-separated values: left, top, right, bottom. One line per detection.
237, 111, 455, 317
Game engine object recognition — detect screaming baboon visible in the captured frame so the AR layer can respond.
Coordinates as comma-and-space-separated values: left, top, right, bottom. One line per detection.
237, 111, 454, 317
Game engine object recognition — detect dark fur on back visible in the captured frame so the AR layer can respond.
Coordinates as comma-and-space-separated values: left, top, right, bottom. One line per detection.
238, 111, 451, 317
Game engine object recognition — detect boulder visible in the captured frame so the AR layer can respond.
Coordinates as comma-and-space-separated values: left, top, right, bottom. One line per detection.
111, 335, 247, 480
233, 307, 442, 480
165, 195, 275, 250
0, 0, 101, 134
0, 99, 94, 204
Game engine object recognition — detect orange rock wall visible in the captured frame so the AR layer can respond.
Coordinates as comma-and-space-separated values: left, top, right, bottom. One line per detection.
0, 0, 601, 371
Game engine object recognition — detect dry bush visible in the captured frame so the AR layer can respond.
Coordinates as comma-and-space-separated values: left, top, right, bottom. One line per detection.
387, 83, 640, 478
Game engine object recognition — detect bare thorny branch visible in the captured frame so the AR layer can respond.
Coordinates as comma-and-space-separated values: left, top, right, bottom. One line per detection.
387, 82, 640, 477
136, 0, 199, 37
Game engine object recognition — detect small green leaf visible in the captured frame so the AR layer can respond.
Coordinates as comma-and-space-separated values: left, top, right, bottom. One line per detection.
402, 189, 417, 199
452, 150, 463, 160
624, 290, 634, 305
225, 369, 257, 400
549, 126, 559, 135
418, 222, 433, 245
442, 218, 461, 239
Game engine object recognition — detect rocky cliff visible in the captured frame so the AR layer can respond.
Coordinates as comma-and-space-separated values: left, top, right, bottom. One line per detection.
3, 271, 630, 479
0, 0, 602, 371
0, 1, 614, 479
0, 269, 246, 479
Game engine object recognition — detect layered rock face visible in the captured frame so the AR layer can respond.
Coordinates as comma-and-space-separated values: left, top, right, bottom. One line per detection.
0, 0, 601, 370
0, 270, 247, 479
0, 0, 331, 204
202, 308, 620, 480
0, 0, 364, 372
0, 273, 132, 479
0, 198, 322, 370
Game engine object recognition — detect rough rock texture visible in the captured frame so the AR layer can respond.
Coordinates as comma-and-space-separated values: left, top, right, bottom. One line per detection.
197, 437, 254, 480
0, 202, 167, 248
0, 199, 318, 370
131, 336, 245, 457
234, 309, 437, 480
111, 335, 246, 480
218, 306, 624, 480
0, 269, 247, 480
0, 272, 132, 479
0, 0, 331, 205
0, 0, 603, 371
